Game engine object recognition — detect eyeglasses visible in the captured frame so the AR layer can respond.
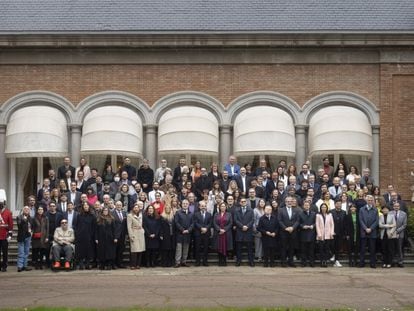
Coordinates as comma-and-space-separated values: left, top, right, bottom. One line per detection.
61, 221, 68, 224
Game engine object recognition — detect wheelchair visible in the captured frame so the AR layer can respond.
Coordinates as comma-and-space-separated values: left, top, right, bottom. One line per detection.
50, 244, 75, 271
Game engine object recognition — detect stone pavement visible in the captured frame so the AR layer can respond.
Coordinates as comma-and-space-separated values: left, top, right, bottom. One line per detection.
1, 266, 414, 310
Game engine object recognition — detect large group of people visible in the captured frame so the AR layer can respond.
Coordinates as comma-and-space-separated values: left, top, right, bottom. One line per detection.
0, 155, 410, 272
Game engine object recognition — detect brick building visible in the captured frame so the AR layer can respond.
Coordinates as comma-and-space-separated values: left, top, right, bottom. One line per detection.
0, 1, 413, 214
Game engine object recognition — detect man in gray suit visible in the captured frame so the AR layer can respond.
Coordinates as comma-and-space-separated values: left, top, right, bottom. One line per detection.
390, 201, 407, 267
359, 195, 379, 268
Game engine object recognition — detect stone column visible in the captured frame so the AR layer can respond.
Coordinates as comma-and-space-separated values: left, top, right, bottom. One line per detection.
0, 125, 8, 190
371, 125, 380, 185
69, 124, 82, 167
144, 124, 158, 168
219, 125, 232, 169
295, 125, 307, 168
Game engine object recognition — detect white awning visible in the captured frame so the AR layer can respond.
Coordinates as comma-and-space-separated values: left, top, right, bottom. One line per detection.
233, 106, 296, 156
81, 106, 143, 157
158, 106, 219, 155
5, 106, 68, 158
308, 106, 373, 156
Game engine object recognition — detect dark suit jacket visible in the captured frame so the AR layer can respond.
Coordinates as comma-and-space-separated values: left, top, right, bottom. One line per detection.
277, 206, 300, 232
331, 209, 347, 237
233, 206, 254, 242
257, 214, 279, 248
298, 210, 316, 242
68, 191, 82, 209
174, 209, 194, 243
57, 165, 76, 180
112, 209, 128, 240
234, 175, 251, 194
63, 210, 79, 230
359, 205, 379, 238
265, 180, 279, 200
193, 211, 212, 237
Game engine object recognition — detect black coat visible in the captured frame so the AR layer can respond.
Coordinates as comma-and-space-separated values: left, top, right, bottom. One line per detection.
298, 210, 316, 242
194, 176, 212, 200
75, 213, 96, 260
331, 209, 347, 237
193, 211, 212, 237
95, 219, 116, 261
57, 165, 76, 180
45, 211, 64, 240
143, 215, 161, 249
160, 217, 175, 250
345, 212, 360, 243
16, 215, 33, 242
277, 207, 300, 232
137, 166, 154, 193
233, 206, 254, 242
257, 214, 279, 248
174, 209, 194, 244
212, 212, 233, 251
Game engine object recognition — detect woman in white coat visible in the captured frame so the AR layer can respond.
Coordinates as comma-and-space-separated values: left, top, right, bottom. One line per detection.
127, 203, 146, 269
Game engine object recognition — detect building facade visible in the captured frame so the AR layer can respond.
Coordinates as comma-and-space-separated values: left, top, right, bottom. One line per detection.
0, 1, 413, 213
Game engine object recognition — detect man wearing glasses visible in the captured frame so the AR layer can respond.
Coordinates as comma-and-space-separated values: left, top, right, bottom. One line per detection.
52, 219, 75, 269
234, 198, 255, 267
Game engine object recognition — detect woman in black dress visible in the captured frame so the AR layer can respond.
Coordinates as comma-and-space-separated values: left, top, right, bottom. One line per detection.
95, 207, 117, 270
160, 205, 176, 267
143, 205, 161, 267
76, 202, 96, 270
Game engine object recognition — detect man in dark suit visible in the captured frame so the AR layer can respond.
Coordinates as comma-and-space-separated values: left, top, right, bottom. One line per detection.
63, 202, 78, 231
359, 195, 379, 268
57, 193, 69, 214
299, 200, 316, 267
331, 199, 347, 267
173, 157, 187, 186
383, 185, 401, 205
265, 172, 279, 201
174, 199, 194, 268
193, 201, 212, 266
234, 198, 255, 267
219, 170, 231, 193
68, 182, 82, 210
112, 200, 128, 268
234, 167, 251, 198
278, 196, 300, 267
120, 157, 137, 181
57, 157, 76, 180
194, 168, 212, 201
45, 202, 64, 267
37, 178, 51, 202
257, 205, 279, 267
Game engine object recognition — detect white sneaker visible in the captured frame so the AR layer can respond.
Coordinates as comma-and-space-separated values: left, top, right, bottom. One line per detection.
330, 255, 335, 262
334, 260, 342, 267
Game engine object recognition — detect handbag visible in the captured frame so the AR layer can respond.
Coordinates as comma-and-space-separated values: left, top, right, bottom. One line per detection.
32, 232, 42, 239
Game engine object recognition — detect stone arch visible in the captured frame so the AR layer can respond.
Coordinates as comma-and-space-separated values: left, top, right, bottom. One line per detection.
227, 91, 301, 125
0, 90, 75, 124
152, 91, 225, 124
302, 91, 380, 125
76, 91, 151, 125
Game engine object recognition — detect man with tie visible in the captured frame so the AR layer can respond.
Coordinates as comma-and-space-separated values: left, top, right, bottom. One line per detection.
359, 195, 379, 268
68, 182, 82, 210
234, 198, 255, 267
112, 201, 128, 268
257, 205, 279, 267
174, 199, 194, 267
57, 194, 69, 214
390, 201, 407, 267
193, 201, 212, 266
278, 196, 300, 267
299, 200, 316, 267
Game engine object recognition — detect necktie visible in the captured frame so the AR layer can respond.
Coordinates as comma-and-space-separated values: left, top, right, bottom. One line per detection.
118, 211, 123, 221
288, 208, 292, 219
395, 212, 398, 222
242, 207, 246, 215
202, 212, 205, 222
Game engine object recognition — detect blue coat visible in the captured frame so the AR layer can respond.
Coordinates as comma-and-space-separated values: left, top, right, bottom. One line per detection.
359, 205, 379, 239
223, 163, 241, 179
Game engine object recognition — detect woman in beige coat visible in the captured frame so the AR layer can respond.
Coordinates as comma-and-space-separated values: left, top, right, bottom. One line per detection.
127, 203, 145, 269
315, 203, 335, 267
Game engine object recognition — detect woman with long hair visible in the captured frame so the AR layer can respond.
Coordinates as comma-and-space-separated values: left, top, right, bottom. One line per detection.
95, 207, 117, 270
208, 162, 222, 183
160, 205, 176, 267
31, 206, 49, 269
287, 164, 297, 178
346, 165, 360, 183
76, 202, 96, 270
143, 205, 161, 268
102, 163, 115, 183
115, 184, 132, 212
75, 157, 91, 181
150, 192, 165, 215
50, 188, 61, 205
277, 166, 288, 188
315, 203, 335, 267
253, 198, 266, 261
212, 202, 233, 266
127, 203, 145, 269
191, 160, 202, 183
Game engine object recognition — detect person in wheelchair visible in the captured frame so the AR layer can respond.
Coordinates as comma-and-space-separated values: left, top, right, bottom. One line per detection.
52, 219, 75, 269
